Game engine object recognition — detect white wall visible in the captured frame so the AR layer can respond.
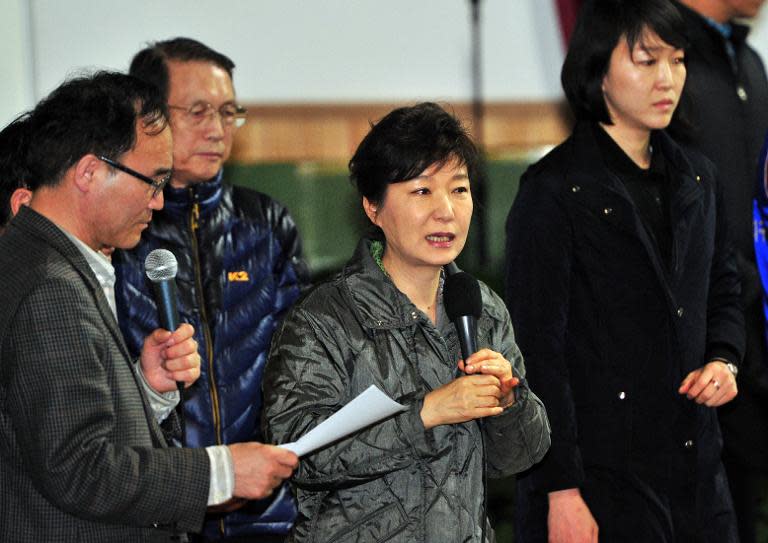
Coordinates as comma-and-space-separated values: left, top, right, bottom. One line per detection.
3, 0, 768, 128
0, 0, 34, 127
3, 0, 565, 127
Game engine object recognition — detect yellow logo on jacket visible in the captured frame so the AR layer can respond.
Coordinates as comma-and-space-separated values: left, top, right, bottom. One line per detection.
227, 271, 250, 282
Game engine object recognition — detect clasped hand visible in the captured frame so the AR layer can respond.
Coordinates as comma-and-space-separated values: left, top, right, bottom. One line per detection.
420, 348, 519, 430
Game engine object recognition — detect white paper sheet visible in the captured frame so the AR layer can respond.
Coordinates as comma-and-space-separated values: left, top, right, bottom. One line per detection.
279, 384, 408, 457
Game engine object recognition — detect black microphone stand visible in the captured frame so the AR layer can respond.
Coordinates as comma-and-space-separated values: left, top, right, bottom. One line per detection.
467, 7, 491, 530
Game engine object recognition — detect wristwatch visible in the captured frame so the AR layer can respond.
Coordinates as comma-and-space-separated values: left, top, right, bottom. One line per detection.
711, 358, 738, 378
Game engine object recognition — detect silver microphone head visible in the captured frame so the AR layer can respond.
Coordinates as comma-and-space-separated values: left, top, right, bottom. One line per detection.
144, 249, 178, 282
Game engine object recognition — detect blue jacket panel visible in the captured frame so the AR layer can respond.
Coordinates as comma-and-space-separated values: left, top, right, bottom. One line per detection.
114, 171, 308, 538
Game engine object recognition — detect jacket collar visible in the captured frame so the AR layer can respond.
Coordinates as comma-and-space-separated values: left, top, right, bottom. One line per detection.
161, 170, 224, 219
340, 236, 506, 338
15, 206, 112, 302
567, 122, 703, 205
674, 0, 751, 50
341, 236, 434, 330
564, 123, 705, 282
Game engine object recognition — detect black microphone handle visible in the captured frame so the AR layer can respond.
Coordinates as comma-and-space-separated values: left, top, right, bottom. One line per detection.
151, 279, 184, 394
152, 279, 179, 331
456, 315, 478, 363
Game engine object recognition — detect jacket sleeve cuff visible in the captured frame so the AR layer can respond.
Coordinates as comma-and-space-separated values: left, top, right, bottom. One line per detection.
523, 438, 586, 494
400, 397, 439, 457
205, 446, 234, 506
486, 384, 531, 430
705, 344, 740, 366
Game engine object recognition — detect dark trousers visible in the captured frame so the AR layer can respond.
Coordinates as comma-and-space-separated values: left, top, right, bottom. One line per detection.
720, 382, 768, 543
515, 465, 738, 543
718, 295, 768, 543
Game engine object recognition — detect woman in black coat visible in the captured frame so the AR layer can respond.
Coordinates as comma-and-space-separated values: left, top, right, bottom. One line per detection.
505, 0, 745, 541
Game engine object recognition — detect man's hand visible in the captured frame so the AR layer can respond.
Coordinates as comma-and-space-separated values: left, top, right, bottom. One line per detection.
678, 360, 737, 407
140, 323, 201, 393
229, 443, 299, 500
548, 488, 599, 543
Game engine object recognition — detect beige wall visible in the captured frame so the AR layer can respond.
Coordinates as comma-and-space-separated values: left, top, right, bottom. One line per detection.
231, 101, 573, 163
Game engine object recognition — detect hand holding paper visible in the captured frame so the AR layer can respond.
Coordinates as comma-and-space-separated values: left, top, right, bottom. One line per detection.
280, 385, 407, 457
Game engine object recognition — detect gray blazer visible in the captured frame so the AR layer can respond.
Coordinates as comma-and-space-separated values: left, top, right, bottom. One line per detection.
0, 207, 210, 542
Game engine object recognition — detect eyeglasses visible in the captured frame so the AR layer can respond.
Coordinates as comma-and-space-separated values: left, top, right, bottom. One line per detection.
98, 156, 171, 198
168, 102, 247, 128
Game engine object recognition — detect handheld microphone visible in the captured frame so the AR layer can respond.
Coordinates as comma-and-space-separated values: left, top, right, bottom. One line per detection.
444, 264, 482, 365
145, 249, 183, 393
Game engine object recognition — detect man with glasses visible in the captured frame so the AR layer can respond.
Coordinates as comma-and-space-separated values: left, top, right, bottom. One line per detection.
114, 38, 308, 542
0, 71, 298, 542
98, 155, 172, 198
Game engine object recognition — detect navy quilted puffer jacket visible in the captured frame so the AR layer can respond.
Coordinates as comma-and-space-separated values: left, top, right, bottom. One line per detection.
114, 171, 308, 539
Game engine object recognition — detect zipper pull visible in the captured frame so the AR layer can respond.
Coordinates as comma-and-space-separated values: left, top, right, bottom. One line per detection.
189, 187, 200, 231
191, 202, 200, 231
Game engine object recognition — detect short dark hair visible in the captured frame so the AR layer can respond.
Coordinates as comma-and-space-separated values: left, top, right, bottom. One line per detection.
561, 0, 688, 124
129, 37, 236, 101
0, 113, 31, 227
349, 102, 480, 206
23, 70, 167, 190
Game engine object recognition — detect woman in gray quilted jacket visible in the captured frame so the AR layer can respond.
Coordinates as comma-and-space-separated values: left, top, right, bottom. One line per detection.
263, 102, 550, 543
